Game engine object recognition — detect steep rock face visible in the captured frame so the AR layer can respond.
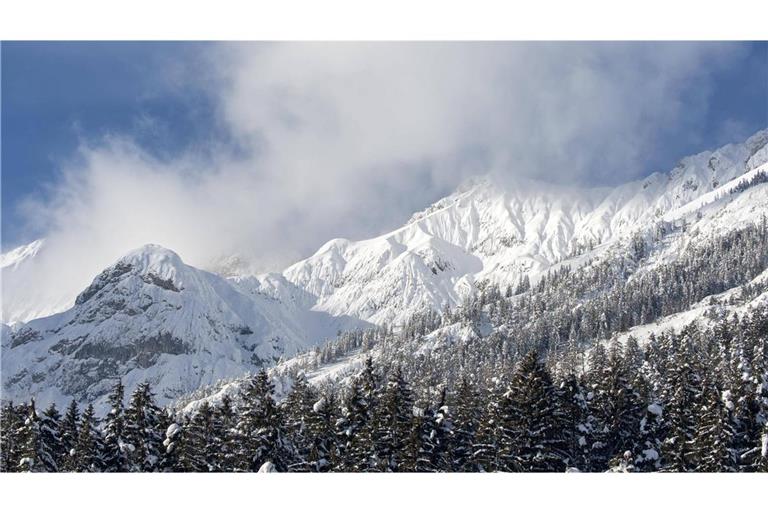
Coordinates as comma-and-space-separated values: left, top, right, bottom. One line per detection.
283, 130, 768, 325
1, 245, 365, 411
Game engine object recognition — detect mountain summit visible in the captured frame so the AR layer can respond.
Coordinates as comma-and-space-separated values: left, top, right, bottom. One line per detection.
1, 244, 364, 411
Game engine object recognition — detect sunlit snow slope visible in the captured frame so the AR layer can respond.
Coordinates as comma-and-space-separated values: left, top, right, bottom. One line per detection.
2, 129, 767, 411
283, 130, 768, 325
1, 245, 366, 411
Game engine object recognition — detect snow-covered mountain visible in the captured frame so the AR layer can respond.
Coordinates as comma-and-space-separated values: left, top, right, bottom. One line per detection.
6, 131, 766, 328
176, 257, 768, 417
283, 130, 768, 325
1, 245, 365, 412
2, 129, 767, 411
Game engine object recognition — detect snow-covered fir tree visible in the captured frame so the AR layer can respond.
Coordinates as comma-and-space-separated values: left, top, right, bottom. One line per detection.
234, 369, 289, 471
124, 382, 165, 472
102, 381, 129, 472
74, 404, 105, 472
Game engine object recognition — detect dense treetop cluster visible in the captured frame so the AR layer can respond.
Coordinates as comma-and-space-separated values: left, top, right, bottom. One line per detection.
2, 307, 766, 472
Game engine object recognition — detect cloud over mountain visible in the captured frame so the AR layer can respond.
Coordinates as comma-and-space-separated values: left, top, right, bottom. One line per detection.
11, 43, 748, 307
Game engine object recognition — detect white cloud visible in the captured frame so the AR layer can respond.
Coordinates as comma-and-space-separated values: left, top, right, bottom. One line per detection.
9, 42, 743, 304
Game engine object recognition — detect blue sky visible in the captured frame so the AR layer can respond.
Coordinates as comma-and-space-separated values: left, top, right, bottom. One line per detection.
1, 41, 767, 254
1, 41, 234, 246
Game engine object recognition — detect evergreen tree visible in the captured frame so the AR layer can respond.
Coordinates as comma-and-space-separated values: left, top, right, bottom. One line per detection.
558, 374, 594, 471
450, 376, 483, 472
661, 332, 704, 472
40, 403, 65, 471
305, 389, 341, 471
338, 361, 379, 471
728, 344, 764, 470
214, 395, 237, 471
0, 402, 25, 472
164, 403, 219, 472
693, 378, 737, 471
473, 380, 504, 472
499, 351, 568, 472
102, 380, 129, 472
74, 404, 105, 472
407, 388, 453, 472
623, 336, 645, 385
59, 400, 80, 471
281, 372, 317, 471
235, 369, 289, 471
590, 342, 644, 469
370, 367, 414, 471
634, 400, 665, 472
17, 400, 58, 472
124, 382, 165, 471
189, 401, 224, 472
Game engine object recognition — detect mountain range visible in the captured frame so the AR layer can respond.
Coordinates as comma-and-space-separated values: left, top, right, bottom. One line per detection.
2, 129, 767, 412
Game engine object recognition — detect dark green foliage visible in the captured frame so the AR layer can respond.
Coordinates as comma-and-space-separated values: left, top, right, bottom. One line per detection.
692, 378, 737, 471
214, 395, 237, 470
235, 369, 289, 471
60, 400, 80, 471
661, 330, 705, 472
589, 342, 645, 468
338, 358, 379, 471
74, 404, 105, 472
0, 402, 25, 472
281, 372, 317, 471
450, 376, 482, 471
370, 367, 414, 471
40, 403, 66, 471
499, 351, 569, 472
558, 374, 594, 471
102, 381, 129, 472
164, 402, 220, 472
304, 389, 341, 471
17, 400, 59, 472
472, 377, 510, 472
408, 389, 453, 472
124, 382, 165, 471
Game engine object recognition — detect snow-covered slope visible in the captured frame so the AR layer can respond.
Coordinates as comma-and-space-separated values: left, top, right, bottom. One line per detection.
283, 130, 768, 325
1, 245, 366, 412
3, 131, 766, 328
177, 251, 768, 416
611, 267, 768, 348
2, 129, 767, 412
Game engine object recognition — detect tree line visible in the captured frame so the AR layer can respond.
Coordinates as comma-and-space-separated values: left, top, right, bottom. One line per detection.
2, 307, 766, 472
